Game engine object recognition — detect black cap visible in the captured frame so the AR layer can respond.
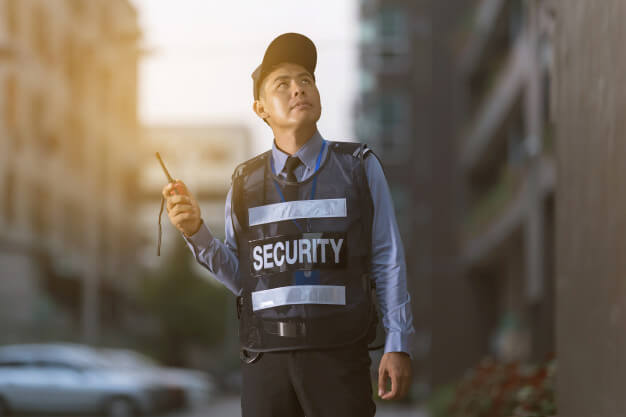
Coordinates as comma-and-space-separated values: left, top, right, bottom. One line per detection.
252, 33, 317, 100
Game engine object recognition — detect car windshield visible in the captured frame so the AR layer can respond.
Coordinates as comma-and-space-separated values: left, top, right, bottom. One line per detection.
100, 349, 159, 370
0, 344, 111, 370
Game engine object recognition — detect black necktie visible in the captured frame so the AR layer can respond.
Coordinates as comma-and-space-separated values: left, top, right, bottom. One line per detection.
283, 156, 301, 201
284, 156, 302, 182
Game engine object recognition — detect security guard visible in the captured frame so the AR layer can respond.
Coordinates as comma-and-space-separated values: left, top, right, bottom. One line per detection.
163, 33, 415, 417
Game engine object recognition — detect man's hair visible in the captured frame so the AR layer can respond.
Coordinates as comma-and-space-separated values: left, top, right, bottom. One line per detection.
256, 63, 284, 127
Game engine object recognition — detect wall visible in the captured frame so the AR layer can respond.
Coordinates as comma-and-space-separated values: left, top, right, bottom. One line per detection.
555, 1, 626, 415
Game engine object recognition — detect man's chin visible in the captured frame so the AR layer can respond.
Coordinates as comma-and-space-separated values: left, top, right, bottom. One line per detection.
289, 112, 320, 126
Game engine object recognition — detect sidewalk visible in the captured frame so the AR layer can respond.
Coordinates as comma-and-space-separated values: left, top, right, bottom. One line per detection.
176, 396, 428, 417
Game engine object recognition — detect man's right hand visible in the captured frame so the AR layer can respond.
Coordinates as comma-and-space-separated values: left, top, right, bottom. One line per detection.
162, 180, 202, 237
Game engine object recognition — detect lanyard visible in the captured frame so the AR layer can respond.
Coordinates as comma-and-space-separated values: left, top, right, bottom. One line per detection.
270, 140, 326, 231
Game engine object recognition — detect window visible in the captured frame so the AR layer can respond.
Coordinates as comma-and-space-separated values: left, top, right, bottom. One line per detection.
32, 183, 50, 236
355, 103, 382, 147
506, 100, 526, 166
65, 113, 84, 172
0, 360, 28, 367
508, 0, 526, 43
360, 6, 411, 74
65, 201, 83, 249
2, 74, 20, 150
3, 170, 15, 224
378, 92, 412, 163
359, 18, 377, 45
3, 74, 17, 131
32, 5, 49, 63
5, 0, 19, 38
66, 0, 86, 16
359, 70, 376, 93
33, 360, 82, 371
30, 91, 45, 147
63, 37, 74, 81
379, 8, 407, 42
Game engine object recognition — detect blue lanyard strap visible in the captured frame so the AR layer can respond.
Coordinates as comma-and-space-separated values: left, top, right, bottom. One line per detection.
309, 139, 326, 199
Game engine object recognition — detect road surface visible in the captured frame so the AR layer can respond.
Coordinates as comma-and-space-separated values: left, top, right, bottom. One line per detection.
174, 395, 427, 417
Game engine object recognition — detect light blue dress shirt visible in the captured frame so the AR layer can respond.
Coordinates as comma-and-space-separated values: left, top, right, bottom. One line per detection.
183, 131, 415, 356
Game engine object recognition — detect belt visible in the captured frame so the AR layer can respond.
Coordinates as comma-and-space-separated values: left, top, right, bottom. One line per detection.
263, 320, 307, 338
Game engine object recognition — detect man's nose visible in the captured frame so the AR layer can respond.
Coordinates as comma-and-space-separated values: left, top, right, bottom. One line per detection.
291, 80, 305, 96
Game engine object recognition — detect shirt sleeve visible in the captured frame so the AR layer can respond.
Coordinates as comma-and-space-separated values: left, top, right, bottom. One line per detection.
365, 155, 416, 357
182, 187, 242, 296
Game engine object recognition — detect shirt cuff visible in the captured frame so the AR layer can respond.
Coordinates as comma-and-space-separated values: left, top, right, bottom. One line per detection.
384, 330, 414, 359
182, 220, 214, 252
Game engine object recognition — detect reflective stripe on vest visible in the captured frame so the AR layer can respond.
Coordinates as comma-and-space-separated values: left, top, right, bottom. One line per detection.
248, 198, 347, 227
251, 285, 346, 311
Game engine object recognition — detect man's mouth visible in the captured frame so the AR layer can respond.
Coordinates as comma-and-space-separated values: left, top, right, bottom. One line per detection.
291, 102, 312, 110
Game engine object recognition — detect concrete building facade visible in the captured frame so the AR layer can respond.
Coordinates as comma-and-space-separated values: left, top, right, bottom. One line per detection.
356, 0, 428, 396
458, 0, 556, 366
554, 1, 626, 415
357, 0, 558, 396
0, 0, 142, 344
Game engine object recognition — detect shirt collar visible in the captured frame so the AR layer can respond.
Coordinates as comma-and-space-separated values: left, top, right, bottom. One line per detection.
271, 130, 325, 174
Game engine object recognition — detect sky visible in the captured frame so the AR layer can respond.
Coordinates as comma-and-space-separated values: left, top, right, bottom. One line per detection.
130, 0, 360, 155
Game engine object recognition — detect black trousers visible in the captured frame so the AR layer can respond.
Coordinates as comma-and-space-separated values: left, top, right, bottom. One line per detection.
241, 342, 376, 417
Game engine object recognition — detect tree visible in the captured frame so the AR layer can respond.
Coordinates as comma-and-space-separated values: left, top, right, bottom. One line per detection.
139, 242, 231, 365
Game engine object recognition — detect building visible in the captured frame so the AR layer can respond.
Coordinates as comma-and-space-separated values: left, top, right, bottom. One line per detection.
356, 0, 436, 397
0, 0, 142, 344
458, 0, 556, 366
356, 0, 557, 397
553, 1, 626, 414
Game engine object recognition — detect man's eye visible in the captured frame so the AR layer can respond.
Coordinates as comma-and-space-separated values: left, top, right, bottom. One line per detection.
301, 78, 311, 84
278, 82, 287, 88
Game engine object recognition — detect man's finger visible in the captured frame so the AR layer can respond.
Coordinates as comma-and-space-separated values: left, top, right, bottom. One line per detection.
397, 375, 410, 399
167, 195, 190, 205
378, 366, 388, 397
169, 204, 192, 217
162, 183, 174, 199
162, 181, 188, 198
166, 196, 191, 211
381, 371, 399, 400
172, 212, 193, 225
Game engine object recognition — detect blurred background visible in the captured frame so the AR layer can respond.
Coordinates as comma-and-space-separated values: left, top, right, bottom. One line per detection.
4, 0, 626, 416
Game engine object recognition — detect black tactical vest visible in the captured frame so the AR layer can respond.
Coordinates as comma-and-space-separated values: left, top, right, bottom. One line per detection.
231, 141, 377, 352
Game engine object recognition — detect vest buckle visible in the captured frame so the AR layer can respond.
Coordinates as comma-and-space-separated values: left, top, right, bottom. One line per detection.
263, 320, 306, 338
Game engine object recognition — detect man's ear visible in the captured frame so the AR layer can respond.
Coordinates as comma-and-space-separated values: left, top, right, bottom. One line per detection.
253, 99, 269, 121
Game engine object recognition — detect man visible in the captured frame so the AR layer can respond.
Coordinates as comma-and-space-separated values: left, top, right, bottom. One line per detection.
162, 33, 415, 417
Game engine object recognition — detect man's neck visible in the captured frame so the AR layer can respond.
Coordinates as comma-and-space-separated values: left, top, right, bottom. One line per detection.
273, 124, 318, 155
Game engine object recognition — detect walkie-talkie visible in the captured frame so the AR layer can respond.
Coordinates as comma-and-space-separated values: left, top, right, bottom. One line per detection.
156, 152, 183, 195
155, 152, 183, 255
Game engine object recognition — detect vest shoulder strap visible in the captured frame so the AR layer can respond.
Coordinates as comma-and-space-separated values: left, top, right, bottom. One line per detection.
328, 141, 384, 176
328, 140, 375, 160
230, 150, 271, 242
231, 150, 271, 183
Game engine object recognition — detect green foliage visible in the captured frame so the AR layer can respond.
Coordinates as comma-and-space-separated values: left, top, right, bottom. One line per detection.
139, 243, 231, 364
427, 382, 457, 417
428, 356, 556, 417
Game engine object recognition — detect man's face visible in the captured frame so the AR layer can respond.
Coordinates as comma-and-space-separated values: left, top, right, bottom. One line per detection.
254, 62, 322, 129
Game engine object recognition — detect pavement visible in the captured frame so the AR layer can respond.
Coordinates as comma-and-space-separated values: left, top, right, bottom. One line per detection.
171, 395, 428, 417
33, 395, 427, 417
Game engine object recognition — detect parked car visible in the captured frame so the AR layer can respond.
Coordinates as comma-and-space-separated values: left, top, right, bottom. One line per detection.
0, 343, 164, 416
100, 349, 215, 409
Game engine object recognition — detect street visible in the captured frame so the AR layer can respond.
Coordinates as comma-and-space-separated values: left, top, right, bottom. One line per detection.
169, 395, 427, 417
